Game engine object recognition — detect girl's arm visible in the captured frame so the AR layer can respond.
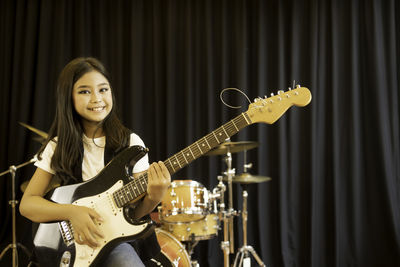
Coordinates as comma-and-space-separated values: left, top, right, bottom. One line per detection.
131, 161, 171, 220
20, 168, 104, 248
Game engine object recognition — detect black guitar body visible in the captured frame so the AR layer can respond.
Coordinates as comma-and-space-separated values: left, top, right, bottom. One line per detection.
33, 145, 154, 267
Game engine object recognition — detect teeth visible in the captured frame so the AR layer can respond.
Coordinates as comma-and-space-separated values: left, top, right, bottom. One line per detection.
90, 107, 104, 111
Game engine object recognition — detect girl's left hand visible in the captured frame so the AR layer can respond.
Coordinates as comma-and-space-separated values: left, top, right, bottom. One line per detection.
146, 161, 171, 203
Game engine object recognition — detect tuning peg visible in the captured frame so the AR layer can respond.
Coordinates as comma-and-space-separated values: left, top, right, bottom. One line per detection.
296, 84, 301, 88
277, 90, 284, 95
270, 93, 274, 96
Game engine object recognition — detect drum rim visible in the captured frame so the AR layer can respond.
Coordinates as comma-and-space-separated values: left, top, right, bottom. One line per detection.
171, 180, 204, 187
177, 233, 217, 241
161, 214, 220, 241
155, 228, 191, 264
160, 212, 206, 223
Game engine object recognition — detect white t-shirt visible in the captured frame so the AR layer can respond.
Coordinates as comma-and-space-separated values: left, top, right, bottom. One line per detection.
35, 133, 150, 181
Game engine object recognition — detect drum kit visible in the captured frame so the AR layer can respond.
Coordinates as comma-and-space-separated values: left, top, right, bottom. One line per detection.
155, 140, 271, 267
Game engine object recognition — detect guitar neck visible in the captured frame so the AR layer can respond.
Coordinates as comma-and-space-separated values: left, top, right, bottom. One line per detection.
113, 112, 252, 208
164, 112, 251, 174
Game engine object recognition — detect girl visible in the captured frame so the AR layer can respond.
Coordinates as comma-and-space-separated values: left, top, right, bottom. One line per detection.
19, 57, 171, 266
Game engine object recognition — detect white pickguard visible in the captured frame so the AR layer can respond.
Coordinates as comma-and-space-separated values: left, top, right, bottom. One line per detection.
72, 180, 148, 266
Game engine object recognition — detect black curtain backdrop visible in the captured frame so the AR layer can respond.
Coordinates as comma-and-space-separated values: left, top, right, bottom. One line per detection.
1, 0, 399, 266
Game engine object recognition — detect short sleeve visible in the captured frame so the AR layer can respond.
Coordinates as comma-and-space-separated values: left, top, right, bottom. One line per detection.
34, 140, 57, 174
129, 133, 150, 173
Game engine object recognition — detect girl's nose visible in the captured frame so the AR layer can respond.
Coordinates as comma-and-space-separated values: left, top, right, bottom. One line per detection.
90, 92, 101, 103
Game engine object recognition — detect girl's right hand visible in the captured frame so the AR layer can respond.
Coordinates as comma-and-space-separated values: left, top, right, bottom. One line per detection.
67, 205, 104, 248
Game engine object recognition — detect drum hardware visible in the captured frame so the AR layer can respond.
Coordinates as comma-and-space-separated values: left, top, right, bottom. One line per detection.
210, 176, 226, 215
0, 159, 35, 267
159, 180, 209, 223
233, 153, 269, 267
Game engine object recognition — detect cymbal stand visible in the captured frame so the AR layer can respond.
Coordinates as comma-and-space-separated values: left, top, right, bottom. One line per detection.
214, 174, 230, 267
0, 159, 34, 267
233, 154, 265, 267
220, 142, 238, 267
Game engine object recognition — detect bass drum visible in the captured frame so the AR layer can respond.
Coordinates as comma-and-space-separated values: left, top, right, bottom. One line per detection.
152, 228, 191, 267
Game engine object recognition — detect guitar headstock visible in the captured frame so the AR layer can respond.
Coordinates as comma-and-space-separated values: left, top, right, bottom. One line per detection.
246, 86, 312, 124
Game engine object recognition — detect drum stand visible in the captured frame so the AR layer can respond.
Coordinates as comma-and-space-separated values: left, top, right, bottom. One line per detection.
0, 160, 34, 267
233, 183, 265, 267
184, 237, 200, 267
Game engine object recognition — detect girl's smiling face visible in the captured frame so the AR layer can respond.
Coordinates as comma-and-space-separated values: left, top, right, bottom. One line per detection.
72, 70, 113, 132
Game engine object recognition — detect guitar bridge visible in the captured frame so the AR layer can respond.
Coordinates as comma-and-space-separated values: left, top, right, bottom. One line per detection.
59, 221, 74, 247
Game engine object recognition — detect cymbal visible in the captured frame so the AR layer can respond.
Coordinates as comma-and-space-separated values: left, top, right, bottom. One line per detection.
20, 177, 61, 193
205, 141, 259, 156
223, 172, 271, 184
19, 122, 48, 139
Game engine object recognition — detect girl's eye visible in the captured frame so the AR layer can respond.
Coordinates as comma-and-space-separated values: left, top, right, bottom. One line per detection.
78, 90, 90, 94
99, 88, 109, 93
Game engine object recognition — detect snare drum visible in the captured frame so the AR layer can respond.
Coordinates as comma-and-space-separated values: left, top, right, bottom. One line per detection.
159, 180, 209, 223
161, 213, 219, 241
155, 228, 191, 267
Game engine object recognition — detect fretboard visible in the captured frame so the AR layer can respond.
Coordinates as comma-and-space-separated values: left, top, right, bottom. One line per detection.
113, 112, 252, 208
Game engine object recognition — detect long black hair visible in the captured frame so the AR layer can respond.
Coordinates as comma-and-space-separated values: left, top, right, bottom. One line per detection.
37, 57, 131, 183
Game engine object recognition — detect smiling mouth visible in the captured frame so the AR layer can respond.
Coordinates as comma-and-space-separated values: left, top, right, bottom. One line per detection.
88, 106, 105, 111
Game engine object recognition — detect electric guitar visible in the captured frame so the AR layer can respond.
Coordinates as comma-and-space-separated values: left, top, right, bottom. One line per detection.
33, 86, 312, 266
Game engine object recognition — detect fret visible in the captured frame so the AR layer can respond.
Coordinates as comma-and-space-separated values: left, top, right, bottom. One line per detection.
231, 119, 239, 131
188, 146, 195, 158
242, 112, 251, 124
167, 158, 175, 172
137, 177, 145, 193
131, 180, 139, 196
140, 177, 147, 192
215, 127, 228, 142
113, 193, 122, 207
180, 150, 189, 164
212, 131, 220, 143
118, 191, 127, 205
196, 141, 203, 154
133, 180, 142, 197
203, 137, 211, 149
225, 121, 238, 136
177, 154, 186, 167
193, 143, 203, 157
221, 125, 229, 138
173, 154, 182, 168
132, 180, 142, 200
207, 132, 220, 148
126, 188, 133, 201
183, 148, 194, 162
116, 190, 123, 206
